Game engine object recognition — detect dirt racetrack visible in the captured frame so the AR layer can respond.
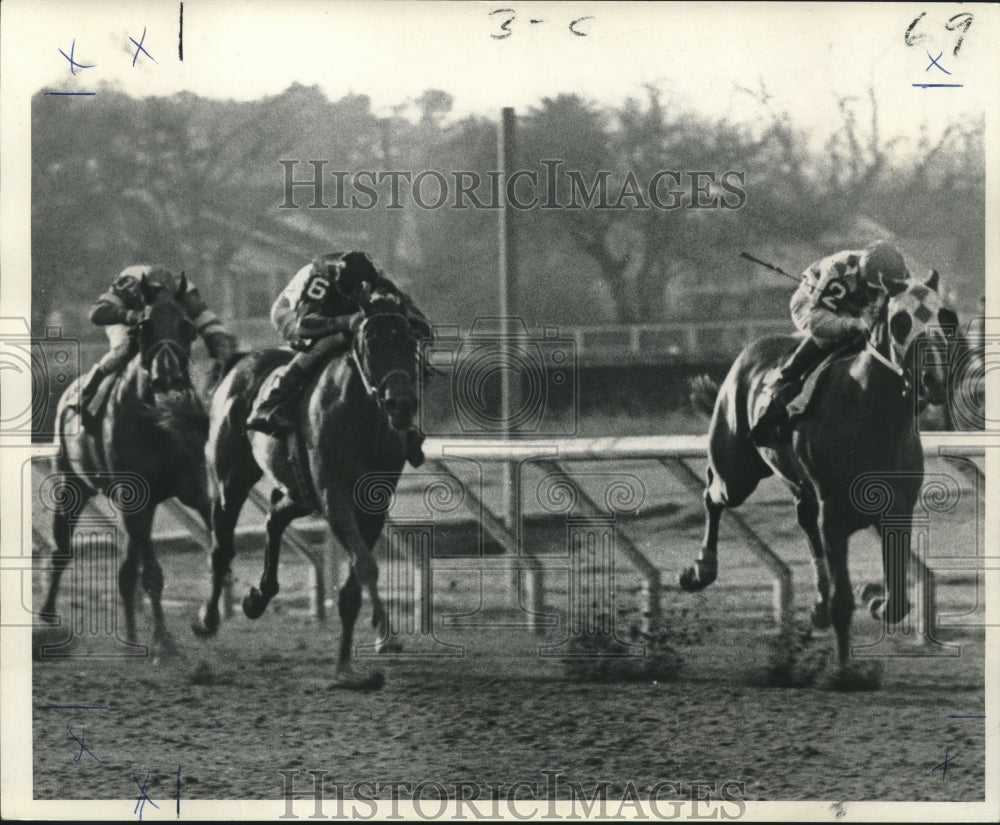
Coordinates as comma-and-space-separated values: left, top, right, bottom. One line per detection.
26, 453, 986, 806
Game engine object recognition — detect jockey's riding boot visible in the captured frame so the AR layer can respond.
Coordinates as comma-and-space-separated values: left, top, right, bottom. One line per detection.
79, 364, 118, 424
78, 365, 107, 411
751, 337, 825, 440
246, 362, 307, 435
405, 428, 425, 468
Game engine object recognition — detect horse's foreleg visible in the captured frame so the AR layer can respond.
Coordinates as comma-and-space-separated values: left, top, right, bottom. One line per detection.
872, 516, 913, 626
336, 568, 362, 675
181, 484, 234, 617
679, 478, 723, 592
243, 493, 309, 619
796, 496, 831, 628
820, 504, 855, 667
193, 489, 245, 637
124, 508, 173, 650
324, 494, 388, 651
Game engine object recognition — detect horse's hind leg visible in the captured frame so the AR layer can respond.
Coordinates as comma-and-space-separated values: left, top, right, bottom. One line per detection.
41, 474, 93, 622
796, 496, 831, 628
679, 424, 771, 591
243, 491, 309, 619
679, 476, 724, 591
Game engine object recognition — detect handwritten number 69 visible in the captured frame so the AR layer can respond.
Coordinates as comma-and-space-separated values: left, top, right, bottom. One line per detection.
905, 11, 974, 56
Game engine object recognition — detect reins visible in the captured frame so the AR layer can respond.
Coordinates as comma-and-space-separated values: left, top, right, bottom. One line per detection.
864, 311, 910, 393
350, 315, 416, 402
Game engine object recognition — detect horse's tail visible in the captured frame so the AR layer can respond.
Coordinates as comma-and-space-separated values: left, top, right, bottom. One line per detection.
688, 374, 719, 417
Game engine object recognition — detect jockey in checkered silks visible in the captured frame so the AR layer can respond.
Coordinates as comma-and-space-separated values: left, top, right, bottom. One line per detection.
245, 250, 431, 468
751, 240, 910, 439
79, 265, 237, 421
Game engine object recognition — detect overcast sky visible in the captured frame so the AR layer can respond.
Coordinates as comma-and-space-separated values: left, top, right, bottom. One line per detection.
6, 1, 996, 154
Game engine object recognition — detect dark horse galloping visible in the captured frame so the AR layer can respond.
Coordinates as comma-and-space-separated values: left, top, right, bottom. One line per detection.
681, 271, 954, 669
43, 274, 212, 652
192, 291, 419, 686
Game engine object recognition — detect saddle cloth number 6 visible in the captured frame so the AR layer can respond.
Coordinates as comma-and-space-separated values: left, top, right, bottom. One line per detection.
304, 275, 330, 302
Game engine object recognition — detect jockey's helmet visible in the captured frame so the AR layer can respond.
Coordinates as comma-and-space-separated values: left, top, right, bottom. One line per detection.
861, 241, 909, 287
312, 251, 380, 297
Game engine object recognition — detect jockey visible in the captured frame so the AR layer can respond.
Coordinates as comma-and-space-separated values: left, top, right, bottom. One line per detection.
751, 240, 910, 439
79, 265, 236, 419
245, 251, 430, 467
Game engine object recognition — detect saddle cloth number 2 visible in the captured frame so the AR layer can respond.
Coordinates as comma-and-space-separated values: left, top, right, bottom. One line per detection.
818, 277, 848, 312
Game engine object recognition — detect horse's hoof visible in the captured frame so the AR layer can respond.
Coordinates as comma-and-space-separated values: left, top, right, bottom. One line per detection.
678, 562, 716, 592
191, 604, 221, 638
873, 598, 912, 626
242, 588, 268, 620
38, 611, 60, 627
191, 618, 218, 638
859, 583, 883, 604
374, 636, 404, 655
810, 602, 831, 629
154, 634, 180, 659
330, 669, 385, 691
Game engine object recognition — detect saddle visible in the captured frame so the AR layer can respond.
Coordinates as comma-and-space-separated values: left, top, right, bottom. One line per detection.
753, 339, 859, 430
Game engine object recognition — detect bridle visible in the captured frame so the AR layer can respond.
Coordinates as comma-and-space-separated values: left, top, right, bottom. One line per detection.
136, 303, 194, 389
862, 296, 910, 393
350, 314, 417, 405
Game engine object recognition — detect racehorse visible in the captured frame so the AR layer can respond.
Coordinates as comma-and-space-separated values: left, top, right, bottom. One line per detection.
42, 273, 211, 652
192, 291, 419, 686
681, 271, 955, 671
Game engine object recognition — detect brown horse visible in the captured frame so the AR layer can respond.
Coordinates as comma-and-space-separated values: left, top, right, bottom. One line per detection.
192, 292, 419, 686
681, 271, 954, 670
43, 273, 211, 652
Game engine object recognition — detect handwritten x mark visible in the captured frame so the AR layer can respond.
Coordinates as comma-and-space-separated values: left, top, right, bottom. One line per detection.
133, 771, 160, 820
926, 51, 952, 75
931, 748, 959, 780
130, 26, 157, 67
67, 725, 102, 763
58, 39, 96, 75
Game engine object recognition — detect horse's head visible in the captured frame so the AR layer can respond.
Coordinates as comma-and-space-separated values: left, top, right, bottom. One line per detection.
351, 292, 419, 431
881, 270, 956, 408
136, 271, 197, 392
